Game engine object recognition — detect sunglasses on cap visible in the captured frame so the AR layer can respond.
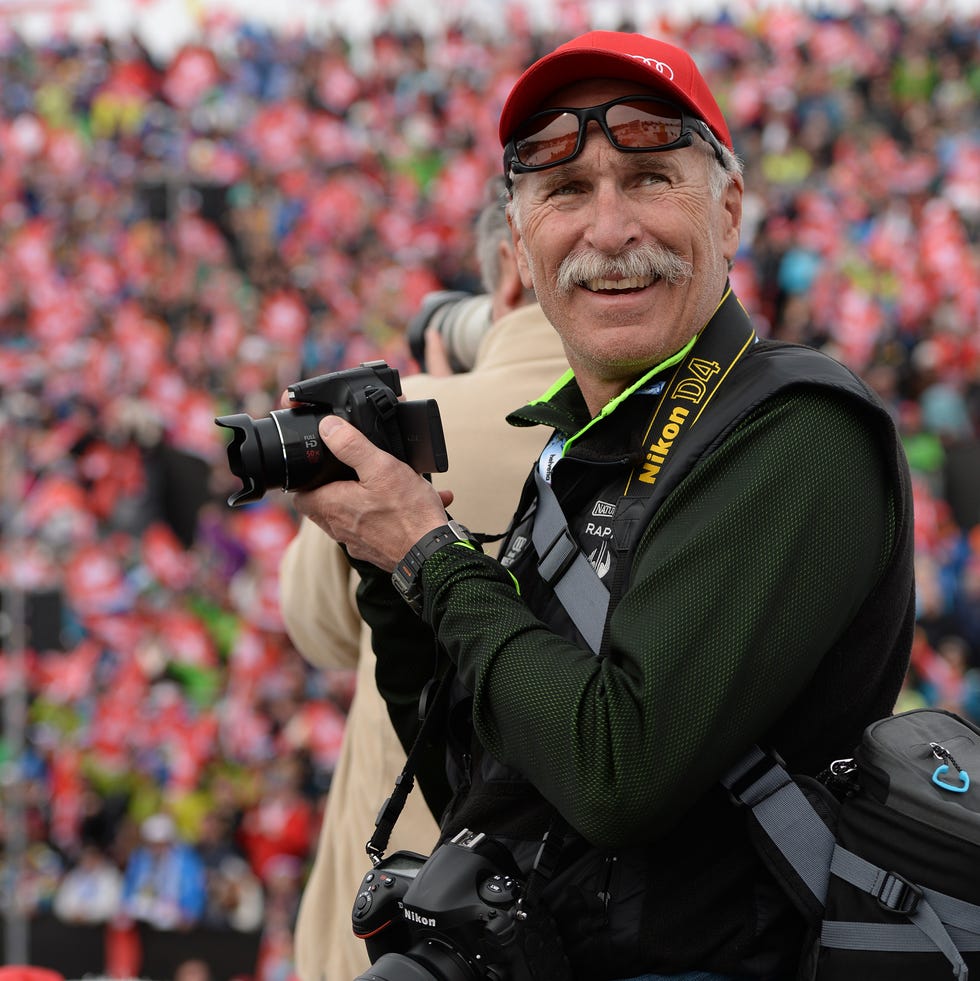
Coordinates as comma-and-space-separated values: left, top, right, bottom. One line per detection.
504, 95, 728, 180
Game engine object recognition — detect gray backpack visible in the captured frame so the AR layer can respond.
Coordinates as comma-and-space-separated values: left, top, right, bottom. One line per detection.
724, 709, 980, 981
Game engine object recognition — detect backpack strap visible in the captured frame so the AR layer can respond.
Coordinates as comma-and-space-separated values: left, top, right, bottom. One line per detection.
822, 848, 977, 980
723, 746, 980, 981
531, 467, 609, 654
721, 745, 835, 914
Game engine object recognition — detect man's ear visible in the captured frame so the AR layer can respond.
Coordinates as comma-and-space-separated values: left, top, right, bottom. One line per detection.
508, 211, 534, 291
498, 240, 527, 312
721, 173, 744, 265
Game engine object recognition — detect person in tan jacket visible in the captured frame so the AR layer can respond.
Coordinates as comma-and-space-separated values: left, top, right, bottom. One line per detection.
279, 179, 568, 981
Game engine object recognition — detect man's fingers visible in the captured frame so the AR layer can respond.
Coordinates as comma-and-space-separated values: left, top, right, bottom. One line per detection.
424, 328, 453, 377
317, 415, 378, 477
291, 416, 455, 569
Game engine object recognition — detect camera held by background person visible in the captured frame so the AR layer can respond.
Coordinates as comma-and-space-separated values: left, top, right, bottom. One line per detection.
407, 291, 493, 374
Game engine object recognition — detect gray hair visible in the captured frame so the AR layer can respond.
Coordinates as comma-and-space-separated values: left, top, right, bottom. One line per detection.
476, 175, 536, 302
705, 143, 743, 199
474, 176, 513, 293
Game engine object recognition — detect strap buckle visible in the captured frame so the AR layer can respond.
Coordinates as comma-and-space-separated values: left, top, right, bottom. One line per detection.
537, 527, 579, 585
724, 747, 790, 809
873, 871, 922, 915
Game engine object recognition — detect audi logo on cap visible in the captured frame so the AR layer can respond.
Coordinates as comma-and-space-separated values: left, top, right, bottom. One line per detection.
628, 55, 674, 80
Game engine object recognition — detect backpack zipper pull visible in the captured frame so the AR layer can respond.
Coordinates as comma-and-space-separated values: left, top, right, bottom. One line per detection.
930, 742, 971, 794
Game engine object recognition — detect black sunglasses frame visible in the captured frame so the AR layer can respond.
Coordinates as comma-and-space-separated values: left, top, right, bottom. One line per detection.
503, 95, 728, 181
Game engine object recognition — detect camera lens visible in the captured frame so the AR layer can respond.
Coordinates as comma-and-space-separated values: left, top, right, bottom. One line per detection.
431, 295, 492, 373
406, 291, 492, 374
214, 406, 352, 507
353, 951, 439, 980
354, 941, 475, 981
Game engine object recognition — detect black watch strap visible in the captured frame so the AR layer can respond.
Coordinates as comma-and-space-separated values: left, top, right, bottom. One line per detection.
391, 520, 480, 613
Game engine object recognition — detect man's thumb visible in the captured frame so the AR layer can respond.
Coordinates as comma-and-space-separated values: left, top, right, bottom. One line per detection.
317, 415, 369, 471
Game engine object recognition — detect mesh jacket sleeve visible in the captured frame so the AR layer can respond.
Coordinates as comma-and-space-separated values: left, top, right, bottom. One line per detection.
414, 389, 899, 845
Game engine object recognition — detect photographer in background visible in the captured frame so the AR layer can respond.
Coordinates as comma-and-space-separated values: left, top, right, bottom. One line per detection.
279, 176, 568, 981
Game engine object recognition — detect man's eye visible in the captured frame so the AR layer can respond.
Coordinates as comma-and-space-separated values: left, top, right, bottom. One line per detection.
548, 182, 583, 198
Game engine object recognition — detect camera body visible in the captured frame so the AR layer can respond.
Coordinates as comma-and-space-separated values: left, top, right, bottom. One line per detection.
352, 829, 570, 981
214, 360, 448, 507
351, 849, 428, 963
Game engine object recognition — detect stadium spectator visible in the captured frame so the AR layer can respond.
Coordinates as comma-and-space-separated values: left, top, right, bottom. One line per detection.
236, 757, 314, 882
52, 843, 123, 925
119, 813, 207, 931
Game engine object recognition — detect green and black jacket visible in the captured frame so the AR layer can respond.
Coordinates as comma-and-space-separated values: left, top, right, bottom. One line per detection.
354, 289, 915, 979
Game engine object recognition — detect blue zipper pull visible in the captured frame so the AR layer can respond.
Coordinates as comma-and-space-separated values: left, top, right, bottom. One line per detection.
930, 742, 970, 794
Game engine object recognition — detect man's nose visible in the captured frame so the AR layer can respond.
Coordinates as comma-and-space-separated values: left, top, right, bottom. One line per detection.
582, 177, 643, 255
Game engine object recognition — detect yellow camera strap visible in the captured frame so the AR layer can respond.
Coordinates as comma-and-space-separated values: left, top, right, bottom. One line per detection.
531, 286, 756, 655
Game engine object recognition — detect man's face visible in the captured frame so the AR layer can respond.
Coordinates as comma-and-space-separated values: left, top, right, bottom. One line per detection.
509, 79, 742, 407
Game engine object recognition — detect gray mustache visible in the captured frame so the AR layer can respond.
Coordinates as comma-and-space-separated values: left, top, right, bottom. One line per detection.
556, 245, 693, 293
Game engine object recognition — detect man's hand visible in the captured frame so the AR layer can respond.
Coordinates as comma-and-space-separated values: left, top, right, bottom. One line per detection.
423, 328, 454, 377
291, 415, 454, 572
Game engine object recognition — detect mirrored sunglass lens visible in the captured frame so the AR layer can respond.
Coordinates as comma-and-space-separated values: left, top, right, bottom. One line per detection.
606, 102, 684, 149
514, 111, 580, 167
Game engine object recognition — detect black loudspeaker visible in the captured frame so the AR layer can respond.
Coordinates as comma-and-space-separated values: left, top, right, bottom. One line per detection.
0, 587, 65, 651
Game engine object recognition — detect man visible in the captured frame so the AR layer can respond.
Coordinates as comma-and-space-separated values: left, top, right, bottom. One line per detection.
280, 179, 568, 981
119, 814, 207, 932
291, 32, 914, 981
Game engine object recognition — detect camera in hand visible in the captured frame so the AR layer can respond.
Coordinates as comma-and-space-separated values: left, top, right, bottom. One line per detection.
215, 360, 449, 508
351, 829, 570, 981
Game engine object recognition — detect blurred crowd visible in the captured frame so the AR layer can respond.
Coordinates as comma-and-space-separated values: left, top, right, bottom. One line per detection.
0, 3, 978, 979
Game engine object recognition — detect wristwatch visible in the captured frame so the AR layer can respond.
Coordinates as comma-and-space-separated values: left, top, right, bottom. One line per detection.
391, 519, 480, 613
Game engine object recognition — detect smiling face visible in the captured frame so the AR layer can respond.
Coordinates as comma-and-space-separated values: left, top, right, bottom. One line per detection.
509, 79, 743, 413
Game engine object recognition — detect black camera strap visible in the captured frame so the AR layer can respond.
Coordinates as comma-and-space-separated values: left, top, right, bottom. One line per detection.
364, 384, 409, 463
522, 812, 572, 910
365, 664, 454, 864
366, 660, 573, 901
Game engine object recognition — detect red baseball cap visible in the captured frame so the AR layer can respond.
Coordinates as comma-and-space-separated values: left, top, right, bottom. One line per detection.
499, 31, 732, 153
